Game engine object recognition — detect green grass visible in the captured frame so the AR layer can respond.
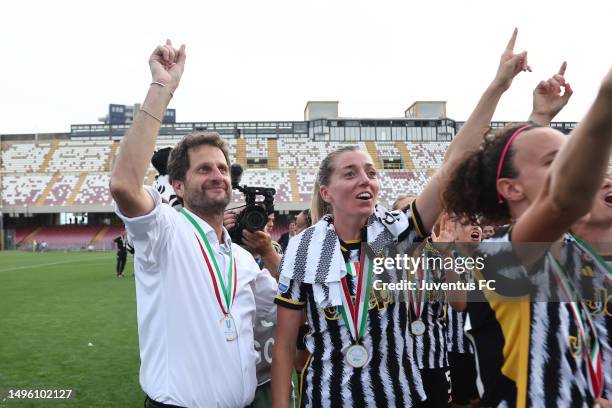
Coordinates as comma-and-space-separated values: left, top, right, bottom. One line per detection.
0, 251, 142, 407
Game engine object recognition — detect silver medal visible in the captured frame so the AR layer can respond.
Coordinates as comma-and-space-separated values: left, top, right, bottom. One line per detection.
410, 319, 426, 336
345, 344, 369, 368
221, 315, 237, 341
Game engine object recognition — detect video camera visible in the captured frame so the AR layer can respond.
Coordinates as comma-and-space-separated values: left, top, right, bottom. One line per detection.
229, 164, 276, 245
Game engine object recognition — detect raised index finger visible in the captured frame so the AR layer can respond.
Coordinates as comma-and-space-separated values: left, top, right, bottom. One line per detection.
505, 27, 518, 52
558, 61, 567, 76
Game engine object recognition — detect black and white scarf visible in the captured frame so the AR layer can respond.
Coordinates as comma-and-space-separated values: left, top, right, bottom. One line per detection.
279, 205, 416, 307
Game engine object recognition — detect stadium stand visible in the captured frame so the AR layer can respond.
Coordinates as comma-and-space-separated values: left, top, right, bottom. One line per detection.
14, 226, 40, 246
42, 174, 80, 206
47, 141, 110, 172
73, 174, 112, 205
375, 142, 403, 161
267, 139, 279, 169
296, 171, 317, 203
231, 169, 292, 204
405, 141, 449, 170
95, 224, 126, 250
18, 225, 101, 250
2, 118, 596, 250
277, 139, 367, 169
1, 174, 52, 206
1, 142, 50, 172
246, 138, 268, 160
377, 171, 430, 207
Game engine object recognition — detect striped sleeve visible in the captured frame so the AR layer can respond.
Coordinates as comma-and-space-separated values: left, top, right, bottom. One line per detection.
398, 200, 428, 242
476, 230, 535, 297
274, 279, 307, 310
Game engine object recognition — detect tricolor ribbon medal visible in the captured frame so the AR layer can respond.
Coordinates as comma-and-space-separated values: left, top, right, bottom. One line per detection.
548, 254, 604, 399
408, 250, 430, 336
339, 244, 374, 368
181, 209, 238, 341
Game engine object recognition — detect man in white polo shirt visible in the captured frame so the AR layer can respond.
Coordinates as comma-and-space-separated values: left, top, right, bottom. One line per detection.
110, 40, 262, 408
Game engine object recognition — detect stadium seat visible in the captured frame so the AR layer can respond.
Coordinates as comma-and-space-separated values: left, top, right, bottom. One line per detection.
46, 141, 111, 172
1, 142, 50, 173
1, 174, 52, 206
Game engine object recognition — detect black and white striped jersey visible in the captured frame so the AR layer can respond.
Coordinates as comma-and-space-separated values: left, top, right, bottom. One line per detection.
446, 304, 472, 354
446, 263, 474, 355
275, 201, 430, 408
405, 248, 449, 370
409, 301, 448, 370
466, 228, 600, 407
564, 236, 612, 401
276, 239, 426, 407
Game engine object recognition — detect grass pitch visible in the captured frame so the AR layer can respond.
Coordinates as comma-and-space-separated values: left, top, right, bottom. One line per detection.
0, 251, 142, 407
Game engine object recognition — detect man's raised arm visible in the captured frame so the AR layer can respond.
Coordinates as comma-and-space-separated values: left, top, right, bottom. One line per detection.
110, 40, 186, 217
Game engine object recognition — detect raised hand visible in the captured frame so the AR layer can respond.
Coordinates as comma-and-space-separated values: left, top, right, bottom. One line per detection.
431, 213, 456, 243
149, 39, 186, 93
493, 28, 531, 91
530, 62, 573, 125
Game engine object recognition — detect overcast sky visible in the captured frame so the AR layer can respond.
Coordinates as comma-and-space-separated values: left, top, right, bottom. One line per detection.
2, 0, 611, 135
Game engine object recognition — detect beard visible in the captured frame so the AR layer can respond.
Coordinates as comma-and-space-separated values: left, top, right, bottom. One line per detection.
183, 183, 232, 215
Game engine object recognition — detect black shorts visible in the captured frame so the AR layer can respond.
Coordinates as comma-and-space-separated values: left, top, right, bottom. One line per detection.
418, 367, 451, 408
448, 352, 479, 405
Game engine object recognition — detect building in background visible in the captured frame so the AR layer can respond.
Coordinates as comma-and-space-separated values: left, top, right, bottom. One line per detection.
0, 100, 582, 250
99, 104, 176, 125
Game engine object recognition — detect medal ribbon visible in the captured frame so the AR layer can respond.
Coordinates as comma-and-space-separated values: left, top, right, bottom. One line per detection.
548, 254, 603, 399
181, 209, 237, 314
409, 249, 430, 321
570, 233, 612, 284
339, 244, 374, 343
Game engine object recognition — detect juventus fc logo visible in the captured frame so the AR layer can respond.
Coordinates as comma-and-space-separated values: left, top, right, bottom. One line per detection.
381, 211, 400, 225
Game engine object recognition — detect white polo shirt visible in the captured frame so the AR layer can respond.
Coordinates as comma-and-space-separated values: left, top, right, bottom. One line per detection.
115, 187, 260, 408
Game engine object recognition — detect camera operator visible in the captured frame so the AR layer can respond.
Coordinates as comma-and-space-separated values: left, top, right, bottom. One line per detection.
224, 208, 280, 408
224, 210, 281, 279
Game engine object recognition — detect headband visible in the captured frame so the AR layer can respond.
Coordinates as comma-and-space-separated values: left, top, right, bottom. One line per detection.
496, 124, 533, 204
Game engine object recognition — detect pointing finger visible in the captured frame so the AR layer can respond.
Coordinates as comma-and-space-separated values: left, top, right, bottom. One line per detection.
558, 61, 567, 76
505, 27, 518, 52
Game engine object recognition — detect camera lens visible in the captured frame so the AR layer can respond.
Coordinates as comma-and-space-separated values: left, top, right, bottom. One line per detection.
243, 206, 268, 231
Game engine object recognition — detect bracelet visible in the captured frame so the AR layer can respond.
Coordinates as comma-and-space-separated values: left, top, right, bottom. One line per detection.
150, 81, 174, 98
139, 107, 162, 124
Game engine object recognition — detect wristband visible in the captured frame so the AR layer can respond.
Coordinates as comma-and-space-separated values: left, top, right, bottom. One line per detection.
150, 81, 174, 98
